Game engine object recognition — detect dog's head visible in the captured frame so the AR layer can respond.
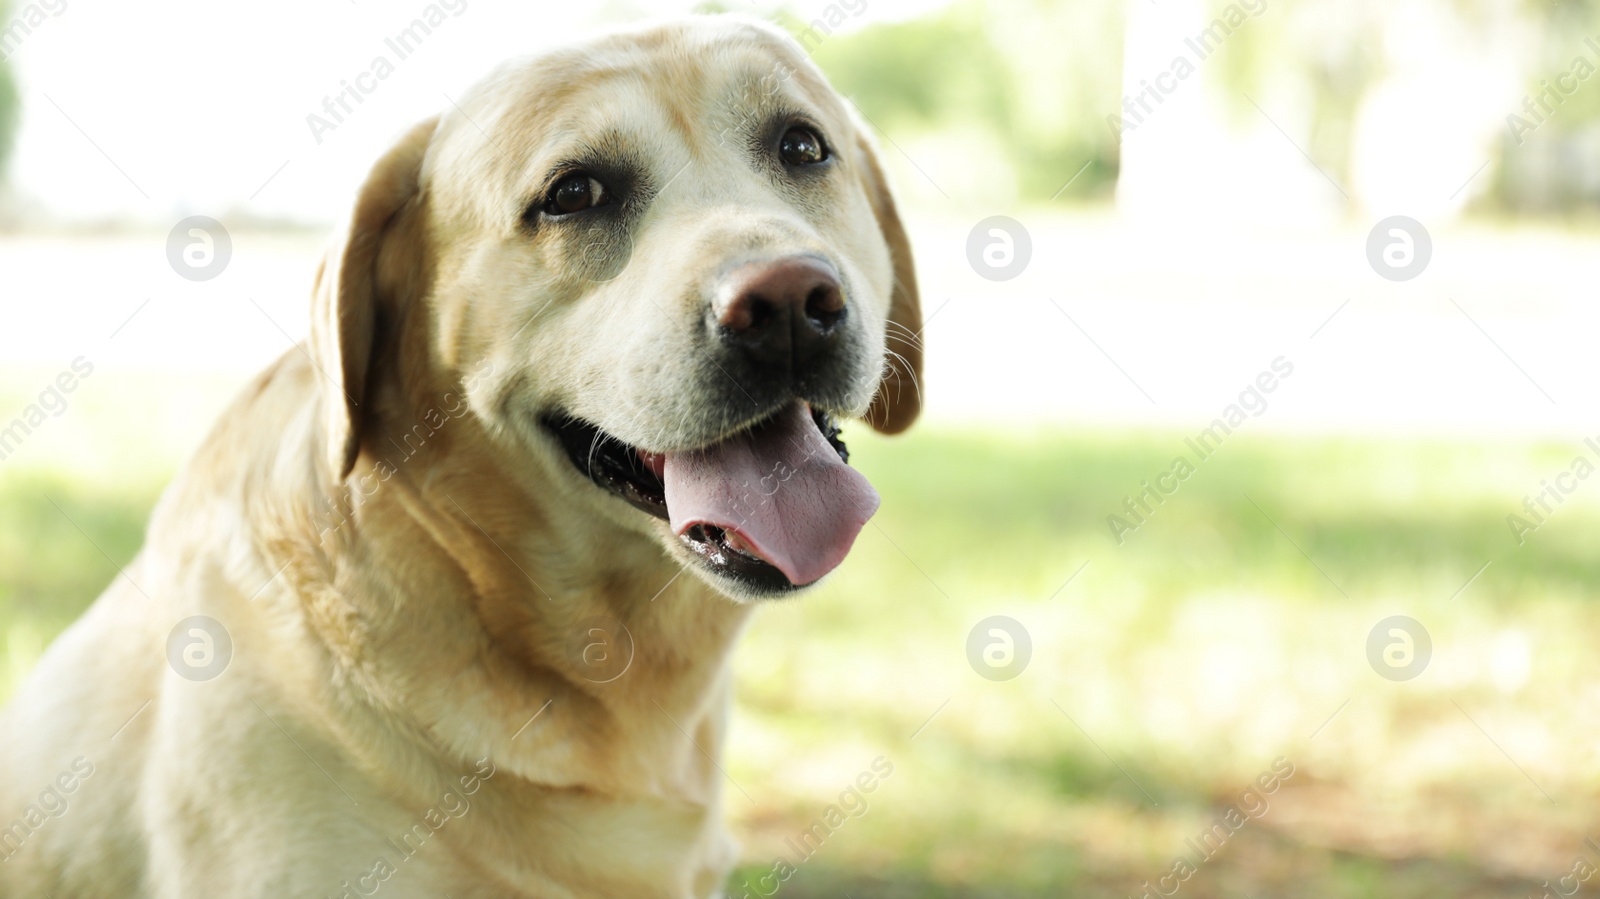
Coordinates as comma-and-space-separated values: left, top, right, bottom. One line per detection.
310, 16, 920, 600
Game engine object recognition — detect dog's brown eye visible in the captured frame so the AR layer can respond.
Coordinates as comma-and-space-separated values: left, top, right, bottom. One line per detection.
545, 173, 608, 215
779, 127, 827, 167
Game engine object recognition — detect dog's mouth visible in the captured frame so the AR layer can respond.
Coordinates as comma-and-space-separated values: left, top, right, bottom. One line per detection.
544, 401, 879, 594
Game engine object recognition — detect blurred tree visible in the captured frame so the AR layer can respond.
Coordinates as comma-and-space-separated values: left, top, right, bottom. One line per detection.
1213, 0, 1386, 199
1218, 0, 1600, 215
782, 0, 1126, 202
0, 1, 17, 179
712, 0, 1595, 215
1491, 0, 1600, 213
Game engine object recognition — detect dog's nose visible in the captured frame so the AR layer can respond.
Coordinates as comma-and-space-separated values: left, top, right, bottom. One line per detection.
713, 256, 846, 374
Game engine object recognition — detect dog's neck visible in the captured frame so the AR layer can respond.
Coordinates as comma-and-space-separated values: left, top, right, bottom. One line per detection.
307, 392, 753, 767
237, 360, 753, 894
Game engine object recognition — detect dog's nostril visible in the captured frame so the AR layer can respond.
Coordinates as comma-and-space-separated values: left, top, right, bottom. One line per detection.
806, 284, 843, 315
747, 298, 775, 331
804, 286, 845, 331
714, 256, 844, 349
720, 294, 780, 333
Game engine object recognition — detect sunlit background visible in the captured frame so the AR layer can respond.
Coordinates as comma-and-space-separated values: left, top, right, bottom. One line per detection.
3, 0, 1599, 895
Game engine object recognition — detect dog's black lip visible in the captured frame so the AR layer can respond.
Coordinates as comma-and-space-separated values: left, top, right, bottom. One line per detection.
543, 413, 669, 520
680, 523, 807, 593
541, 406, 850, 592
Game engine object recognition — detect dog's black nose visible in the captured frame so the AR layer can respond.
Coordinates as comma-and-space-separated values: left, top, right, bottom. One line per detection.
713, 256, 846, 376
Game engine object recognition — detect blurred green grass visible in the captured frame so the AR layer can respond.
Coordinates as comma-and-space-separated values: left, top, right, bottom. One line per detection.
731, 427, 1600, 897
3, 373, 1598, 896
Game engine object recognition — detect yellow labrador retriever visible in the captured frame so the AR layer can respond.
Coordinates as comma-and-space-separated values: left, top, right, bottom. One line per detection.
0, 15, 919, 899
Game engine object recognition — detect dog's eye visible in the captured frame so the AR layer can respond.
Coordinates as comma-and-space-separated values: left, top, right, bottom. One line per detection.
779, 127, 827, 167
544, 173, 609, 215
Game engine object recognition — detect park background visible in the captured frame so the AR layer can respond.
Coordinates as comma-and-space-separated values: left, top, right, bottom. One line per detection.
4, 0, 1600, 895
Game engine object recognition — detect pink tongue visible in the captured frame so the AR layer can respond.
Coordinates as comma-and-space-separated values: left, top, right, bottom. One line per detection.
663, 403, 879, 586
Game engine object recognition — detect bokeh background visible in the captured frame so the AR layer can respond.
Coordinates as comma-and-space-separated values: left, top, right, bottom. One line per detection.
4, 0, 1600, 895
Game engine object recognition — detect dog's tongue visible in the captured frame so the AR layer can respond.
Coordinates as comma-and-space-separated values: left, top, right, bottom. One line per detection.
662, 403, 879, 586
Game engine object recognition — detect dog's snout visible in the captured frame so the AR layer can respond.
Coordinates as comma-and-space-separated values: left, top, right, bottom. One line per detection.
713, 256, 846, 373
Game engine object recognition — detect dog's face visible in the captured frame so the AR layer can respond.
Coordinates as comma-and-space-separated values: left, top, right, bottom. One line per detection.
313, 17, 920, 600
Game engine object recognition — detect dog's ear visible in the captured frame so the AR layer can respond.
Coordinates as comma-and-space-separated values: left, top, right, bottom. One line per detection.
853, 124, 923, 435
311, 116, 438, 479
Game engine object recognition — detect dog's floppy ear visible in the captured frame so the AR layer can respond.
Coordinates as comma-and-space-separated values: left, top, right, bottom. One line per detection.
310, 116, 438, 479
853, 125, 923, 435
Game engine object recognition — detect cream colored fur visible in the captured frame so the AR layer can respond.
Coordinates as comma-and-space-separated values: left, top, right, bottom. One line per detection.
0, 16, 919, 898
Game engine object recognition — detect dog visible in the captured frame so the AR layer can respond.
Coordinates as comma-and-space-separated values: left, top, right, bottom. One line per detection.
0, 14, 920, 899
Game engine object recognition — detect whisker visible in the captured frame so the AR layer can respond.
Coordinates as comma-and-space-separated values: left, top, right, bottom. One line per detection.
885, 330, 925, 352
880, 347, 923, 408
586, 428, 605, 475
884, 319, 926, 348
